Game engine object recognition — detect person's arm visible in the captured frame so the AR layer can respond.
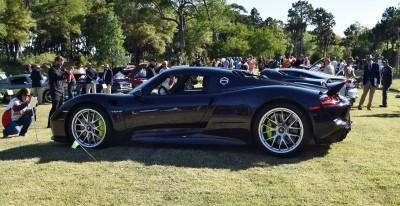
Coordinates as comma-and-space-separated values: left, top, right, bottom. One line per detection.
12, 102, 29, 112
50, 67, 67, 81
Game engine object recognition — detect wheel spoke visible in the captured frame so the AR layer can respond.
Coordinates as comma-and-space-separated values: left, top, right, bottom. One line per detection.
288, 119, 299, 127
288, 126, 301, 130
281, 137, 289, 149
286, 135, 297, 144
266, 117, 278, 125
283, 113, 292, 124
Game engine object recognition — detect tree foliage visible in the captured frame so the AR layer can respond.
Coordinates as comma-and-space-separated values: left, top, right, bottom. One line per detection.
0, 0, 399, 68
310, 7, 335, 56
285, 0, 314, 56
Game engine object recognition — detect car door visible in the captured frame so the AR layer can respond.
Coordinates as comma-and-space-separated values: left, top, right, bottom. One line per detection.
124, 73, 214, 136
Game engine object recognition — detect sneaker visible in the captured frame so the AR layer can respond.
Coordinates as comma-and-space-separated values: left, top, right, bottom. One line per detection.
19, 133, 26, 137
357, 106, 362, 110
367, 107, 372, 110
379, 105, 387, 108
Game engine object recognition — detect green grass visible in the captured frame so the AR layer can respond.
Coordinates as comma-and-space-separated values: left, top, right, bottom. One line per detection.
1, 79, 400, 205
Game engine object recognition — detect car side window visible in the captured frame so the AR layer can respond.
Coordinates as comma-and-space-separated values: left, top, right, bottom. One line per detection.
150, 74, 206, 96
10, 77, 28, 84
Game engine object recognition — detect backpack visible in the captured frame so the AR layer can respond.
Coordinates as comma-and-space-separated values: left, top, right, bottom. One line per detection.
2, 109, 11, 127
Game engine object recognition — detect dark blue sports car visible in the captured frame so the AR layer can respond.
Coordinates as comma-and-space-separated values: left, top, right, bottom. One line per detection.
50, 67, 352, 156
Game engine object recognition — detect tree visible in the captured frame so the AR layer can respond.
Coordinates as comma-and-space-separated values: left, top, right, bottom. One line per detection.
311, 7, 336, 56
0, 0, 36, 61
285, 0, 314, 56
28, 0, 87, 58
113, 0, 175, 63
247, 27, 286, 58
84, 3, 127, 67
249, 8, 263, 28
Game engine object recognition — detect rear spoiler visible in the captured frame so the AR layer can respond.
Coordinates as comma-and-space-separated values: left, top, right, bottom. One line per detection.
325, 81, 345, 96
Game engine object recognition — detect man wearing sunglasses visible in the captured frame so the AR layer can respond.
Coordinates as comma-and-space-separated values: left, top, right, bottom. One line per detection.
2, 88, 34, 138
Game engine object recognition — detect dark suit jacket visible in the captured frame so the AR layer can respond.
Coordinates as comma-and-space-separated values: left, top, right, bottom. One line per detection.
103, 69, 113, 85
363, 63, 380, 87
85, 67, 98, 84
381, 65, 393, 86
31, 69, 43, 87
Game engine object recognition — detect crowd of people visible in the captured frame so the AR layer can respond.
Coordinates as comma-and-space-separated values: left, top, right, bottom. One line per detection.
0, 53, 395, 138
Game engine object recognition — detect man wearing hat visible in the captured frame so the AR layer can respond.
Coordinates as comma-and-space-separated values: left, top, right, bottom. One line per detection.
85, 63, 98, 94
379, 59, 393, 107
48, 55, 68, 128
102, 64, 113, 94
30, 64, 44, 104
357, 55, 380, 110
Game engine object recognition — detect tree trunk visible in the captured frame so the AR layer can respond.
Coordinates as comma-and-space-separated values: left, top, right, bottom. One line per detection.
13, 40, 20, 60
178, 14, 185, 48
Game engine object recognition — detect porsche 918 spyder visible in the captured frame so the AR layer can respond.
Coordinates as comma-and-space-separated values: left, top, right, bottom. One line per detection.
50, 67, 352, 156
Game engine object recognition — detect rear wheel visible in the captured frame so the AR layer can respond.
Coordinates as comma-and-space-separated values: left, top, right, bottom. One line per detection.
43, 90, 52, 103
253, 103, 311, 156
68, 105, 112, 148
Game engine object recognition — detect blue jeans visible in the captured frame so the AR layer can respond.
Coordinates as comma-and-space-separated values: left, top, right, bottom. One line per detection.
4, 113, 33, 136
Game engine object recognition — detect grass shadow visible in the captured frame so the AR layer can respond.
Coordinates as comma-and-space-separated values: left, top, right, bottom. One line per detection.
355, 111, 400, 118
0, 140, 331, 170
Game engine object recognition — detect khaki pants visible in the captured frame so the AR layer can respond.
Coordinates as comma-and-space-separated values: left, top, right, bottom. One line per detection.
86, 83, 96, 94
358, 81, 376, 108
31, 87, 43, 104
102, 84, 112, 94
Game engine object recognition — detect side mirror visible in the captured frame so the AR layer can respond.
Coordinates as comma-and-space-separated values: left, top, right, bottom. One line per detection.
133, 89, 142, 97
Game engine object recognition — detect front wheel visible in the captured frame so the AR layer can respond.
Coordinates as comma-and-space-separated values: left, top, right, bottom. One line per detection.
253, 103, 311, 156
68, 105, 113, 148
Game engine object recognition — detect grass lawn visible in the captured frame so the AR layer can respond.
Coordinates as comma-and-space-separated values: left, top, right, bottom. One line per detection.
0, 77, 400, 205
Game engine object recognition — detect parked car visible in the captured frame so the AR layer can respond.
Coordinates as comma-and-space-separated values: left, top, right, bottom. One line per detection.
113, 67, 147, 87
73, 72, 132, 95
50, 67, 352, 156
260, 69, 331, 88
276, 68, 358, 104
0, 74, 51, 103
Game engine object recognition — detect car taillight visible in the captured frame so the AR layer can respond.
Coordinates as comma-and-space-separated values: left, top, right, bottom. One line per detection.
309, 94, 339, 111
320, 94, 339, 105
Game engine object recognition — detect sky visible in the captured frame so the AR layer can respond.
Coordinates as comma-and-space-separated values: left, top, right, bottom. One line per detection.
226, 0, 399, 36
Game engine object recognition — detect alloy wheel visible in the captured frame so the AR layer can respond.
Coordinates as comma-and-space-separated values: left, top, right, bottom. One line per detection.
71, 108, 107, 148
258, 108, 304, 154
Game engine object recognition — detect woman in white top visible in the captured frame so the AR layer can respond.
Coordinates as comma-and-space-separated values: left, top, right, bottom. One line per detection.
343, 57, 356, 79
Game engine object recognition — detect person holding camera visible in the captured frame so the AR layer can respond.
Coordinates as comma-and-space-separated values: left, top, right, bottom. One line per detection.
47, 55, 68, 128
2, 88, 33, 138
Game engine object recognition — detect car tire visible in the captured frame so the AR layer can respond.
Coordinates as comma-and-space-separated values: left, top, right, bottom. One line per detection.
68, 104, 113, 148
0, 90, 6, 103
43, 90, 52, 103
253, 103, 311, 156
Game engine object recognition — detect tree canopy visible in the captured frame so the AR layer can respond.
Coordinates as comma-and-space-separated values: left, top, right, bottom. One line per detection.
0, 0, 399, 69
